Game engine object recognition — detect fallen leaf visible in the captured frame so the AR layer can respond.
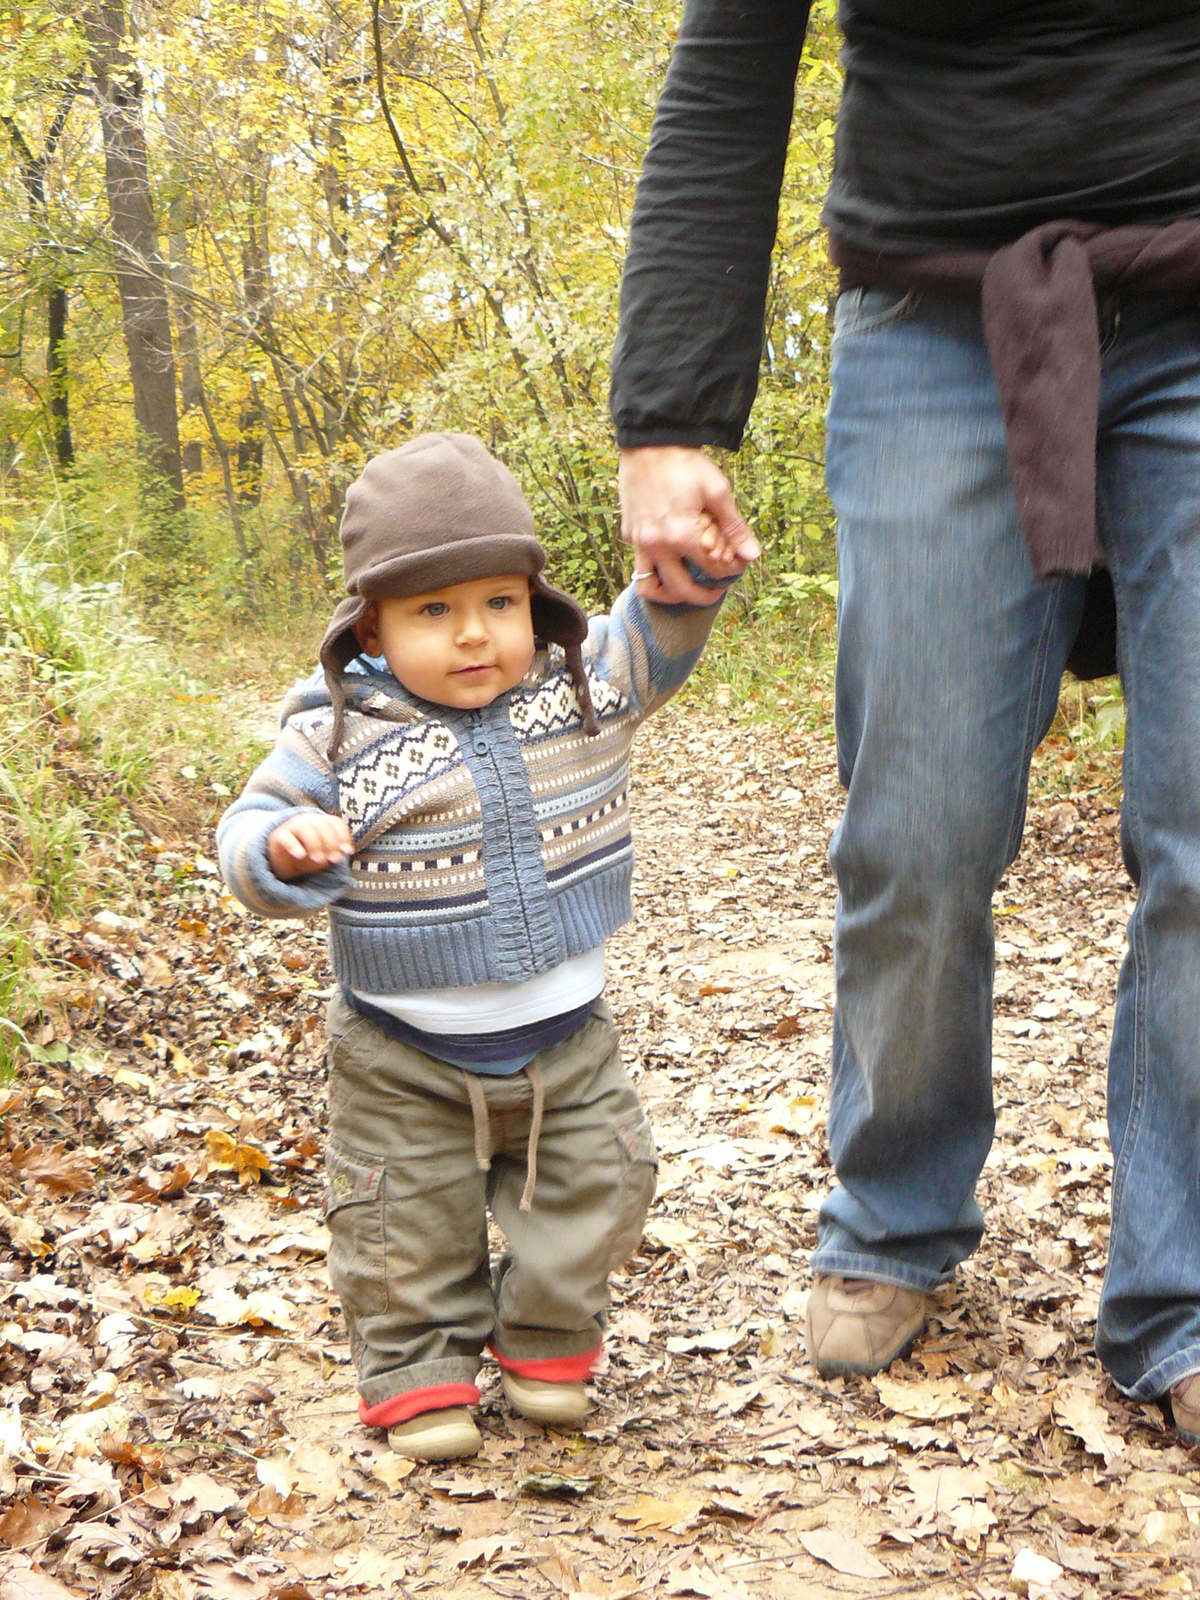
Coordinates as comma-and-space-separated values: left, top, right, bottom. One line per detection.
204, 1289, 296, 1330
0, 1564, 86, 1600
1047, 1474, 1117, 1530
642, 1218, 698, 1253
62, 1523, 140, 1565
55, 1458, 119, 1507
0, 1203, 51, 1258
615, 1494, 706, 1531
873, 1374, 972, 1421
1053, 1383, 1125, 1467
178, 1377, 222, 1400
0, 1498, 72, 1549
76, 1371, 119, 1411
7, 1144, 94, 1197
370, 1455, 416, 1491
58, 1405, 130, 1453
99, 1436, 164, 1472
1011, 1547, 1063, 1588
666, 1328, 743, 1354
172, 1473, 242, 1514
798, 1528, 889, 1579
204, 1129, 271, 1185
454, 1533, 522, 1567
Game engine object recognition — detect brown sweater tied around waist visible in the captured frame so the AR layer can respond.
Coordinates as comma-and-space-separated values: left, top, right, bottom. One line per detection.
832, 219, 1200, 679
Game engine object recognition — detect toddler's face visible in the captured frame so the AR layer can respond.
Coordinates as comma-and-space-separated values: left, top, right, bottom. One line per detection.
355, 574, 537, 710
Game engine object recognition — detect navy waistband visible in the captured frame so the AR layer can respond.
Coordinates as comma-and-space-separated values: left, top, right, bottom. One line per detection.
343, 989, 600, 1070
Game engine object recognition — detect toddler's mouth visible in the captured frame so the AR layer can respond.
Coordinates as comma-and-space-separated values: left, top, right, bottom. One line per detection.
454, 663, 495, 676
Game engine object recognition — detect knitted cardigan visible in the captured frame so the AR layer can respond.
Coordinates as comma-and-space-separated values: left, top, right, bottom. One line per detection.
217, 585, 720, 992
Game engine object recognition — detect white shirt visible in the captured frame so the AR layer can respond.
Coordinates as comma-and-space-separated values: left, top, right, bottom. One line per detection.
354, 946, 605, 1036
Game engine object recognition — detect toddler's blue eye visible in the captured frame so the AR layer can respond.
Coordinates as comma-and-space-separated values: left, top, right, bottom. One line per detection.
423, 602, 448, 617
488, 596, 511, 610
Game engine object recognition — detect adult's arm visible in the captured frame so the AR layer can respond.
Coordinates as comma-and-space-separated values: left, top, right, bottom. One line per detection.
611, 0, 811, 600
611, 0, 812, 450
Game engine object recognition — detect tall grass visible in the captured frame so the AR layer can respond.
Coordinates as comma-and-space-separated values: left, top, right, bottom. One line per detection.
0, 495, 261, 1073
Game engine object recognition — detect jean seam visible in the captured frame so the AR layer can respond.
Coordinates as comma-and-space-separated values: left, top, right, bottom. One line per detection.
1097, 558, 1151, 1377
1001, 575, 1068, 866
1114, 1344, 1200, 1403
810, 1250, 950, 1293
834, 288, 922, 343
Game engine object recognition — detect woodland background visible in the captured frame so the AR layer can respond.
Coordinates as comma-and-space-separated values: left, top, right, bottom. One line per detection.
0, 7, 1168, 1595
1, 0, 841, 614
0, 0, 866, 1016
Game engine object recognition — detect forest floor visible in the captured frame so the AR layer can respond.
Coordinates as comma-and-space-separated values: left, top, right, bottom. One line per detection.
2, 688, 1196, 1600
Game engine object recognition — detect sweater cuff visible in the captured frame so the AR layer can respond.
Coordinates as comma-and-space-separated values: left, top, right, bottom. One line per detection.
615, 425, 743, 451
237, 808, 354, 917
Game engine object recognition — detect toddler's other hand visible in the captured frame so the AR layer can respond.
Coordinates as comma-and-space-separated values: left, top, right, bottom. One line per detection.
698, 511, 741, 567
268, 815, 354, 880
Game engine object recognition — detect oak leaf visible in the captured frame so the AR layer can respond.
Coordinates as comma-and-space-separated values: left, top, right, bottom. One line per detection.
204, 1129, 270, 1185
1053, 1383, 1125, 1468
615, 1493, 706, 1531
799, 1528, 889, 1578
7, 1144, 93, 1198
0, 1497, 71, 1550
873, 1374, 972, 1421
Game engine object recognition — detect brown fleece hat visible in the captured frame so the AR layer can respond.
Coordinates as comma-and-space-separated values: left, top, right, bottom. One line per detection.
320, 433, 593, 755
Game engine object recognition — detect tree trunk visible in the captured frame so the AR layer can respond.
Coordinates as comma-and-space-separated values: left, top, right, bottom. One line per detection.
85, 2, 184, 508
168, 201, 204, 477
46, 286, 74, 469
3, 86, 79, 470
237, 164, 269, 504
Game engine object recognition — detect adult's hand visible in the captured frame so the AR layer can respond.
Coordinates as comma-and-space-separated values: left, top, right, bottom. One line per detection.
619, 445, 761, 605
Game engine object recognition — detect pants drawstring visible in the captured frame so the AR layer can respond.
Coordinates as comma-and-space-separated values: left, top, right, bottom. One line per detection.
464, 1072, 491, 1172
520, 1063, 546, 1214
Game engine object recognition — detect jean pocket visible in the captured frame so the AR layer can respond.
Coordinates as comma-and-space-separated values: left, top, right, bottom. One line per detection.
833, 286, 921, 342
324, 1146, 388, 1317
607, 1108, 658, 1272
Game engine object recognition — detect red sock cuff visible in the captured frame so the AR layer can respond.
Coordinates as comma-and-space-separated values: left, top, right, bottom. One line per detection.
488, 1341, 602, 1383
359, 1383, 480, 1428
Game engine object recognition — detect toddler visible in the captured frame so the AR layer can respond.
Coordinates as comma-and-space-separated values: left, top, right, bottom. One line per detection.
218, 434, 735, 1459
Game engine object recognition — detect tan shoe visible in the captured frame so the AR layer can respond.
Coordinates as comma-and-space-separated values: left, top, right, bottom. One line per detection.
806, 1274, 929, 1377
500, 1371, 591, 1426
1171, 1375, 1200, 1446
388, 1406, 481, 1461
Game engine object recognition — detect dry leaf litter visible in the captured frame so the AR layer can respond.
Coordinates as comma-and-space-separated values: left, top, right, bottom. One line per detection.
1, 695, 1195, 1600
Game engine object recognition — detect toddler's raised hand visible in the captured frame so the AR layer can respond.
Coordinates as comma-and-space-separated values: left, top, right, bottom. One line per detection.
268, 814, 354, 880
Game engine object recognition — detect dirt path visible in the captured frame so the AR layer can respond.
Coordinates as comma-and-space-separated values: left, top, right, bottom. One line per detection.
2, 703, 1195, 1600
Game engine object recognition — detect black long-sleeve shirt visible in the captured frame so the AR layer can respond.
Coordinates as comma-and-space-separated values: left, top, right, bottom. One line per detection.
611, 0, 1200, 448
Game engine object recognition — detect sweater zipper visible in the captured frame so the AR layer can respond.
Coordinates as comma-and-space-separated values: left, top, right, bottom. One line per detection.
470, 709, 531, 961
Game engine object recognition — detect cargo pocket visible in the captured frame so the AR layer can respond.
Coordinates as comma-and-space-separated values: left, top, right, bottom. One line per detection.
324, 1147, 388, 1318
607, 1108, 658, 1272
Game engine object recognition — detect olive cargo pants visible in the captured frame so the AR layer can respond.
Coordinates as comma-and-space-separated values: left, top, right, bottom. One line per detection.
323, 993, 657, 1421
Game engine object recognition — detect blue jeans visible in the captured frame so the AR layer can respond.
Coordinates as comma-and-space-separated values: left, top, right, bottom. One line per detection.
816, 285, 1200, 1401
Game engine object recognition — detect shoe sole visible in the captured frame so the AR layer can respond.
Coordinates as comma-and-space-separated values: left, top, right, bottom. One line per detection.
810, 1325, 924, 1380
390, 1436, 480, 1461
510, 1407, 588, 1426
500, 1379, 590, 1427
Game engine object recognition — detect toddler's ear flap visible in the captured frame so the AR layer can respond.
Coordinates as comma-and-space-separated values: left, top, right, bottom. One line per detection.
529, 574, 587, 649
529, 575, 598, 737
319, 595, 373, 759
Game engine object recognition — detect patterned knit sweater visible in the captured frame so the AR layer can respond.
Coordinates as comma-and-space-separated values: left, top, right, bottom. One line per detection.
217, 585, 720, 993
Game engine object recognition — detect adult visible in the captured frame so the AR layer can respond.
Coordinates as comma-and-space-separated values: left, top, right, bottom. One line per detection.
611, 0, 1200, 1443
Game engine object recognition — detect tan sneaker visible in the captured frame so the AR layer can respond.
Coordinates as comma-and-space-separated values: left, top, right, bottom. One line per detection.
388, 1406, 481, 1461
501, 1371, 591, 1426
806, 1274, 929, 1377
1171, 1375, 1200, 1446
